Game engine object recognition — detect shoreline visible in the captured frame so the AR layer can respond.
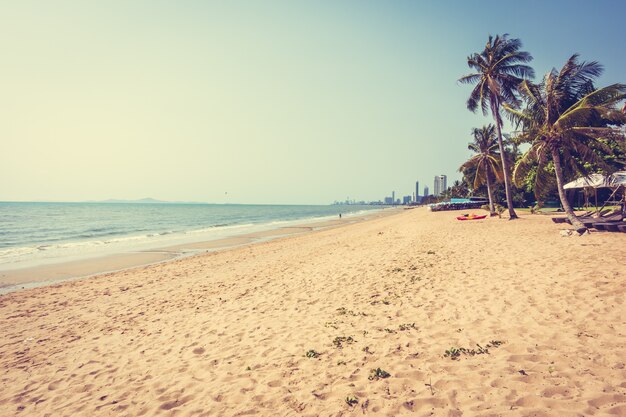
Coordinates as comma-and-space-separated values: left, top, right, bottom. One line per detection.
0, 207, 402, 294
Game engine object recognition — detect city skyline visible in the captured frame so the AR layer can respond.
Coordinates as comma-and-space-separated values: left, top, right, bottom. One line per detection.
375, 174, 447, 205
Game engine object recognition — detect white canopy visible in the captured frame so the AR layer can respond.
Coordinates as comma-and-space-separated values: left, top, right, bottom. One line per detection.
564, 171, 626, 189
609, 171, 626, 187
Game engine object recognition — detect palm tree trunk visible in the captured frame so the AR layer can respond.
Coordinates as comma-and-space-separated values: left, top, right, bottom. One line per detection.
551, 148, 586, 231
485, 167, 496, 216
489, 96, 518, 219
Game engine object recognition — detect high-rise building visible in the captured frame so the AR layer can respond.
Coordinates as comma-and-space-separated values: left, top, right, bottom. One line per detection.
433, 175, 447, 196
415, 181, 420, 202
424, 186, 429, 196
392, 191, 395, 204
403, 195, 411, 205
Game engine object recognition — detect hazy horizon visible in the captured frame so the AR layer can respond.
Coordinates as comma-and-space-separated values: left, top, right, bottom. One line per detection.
2, 1, 625, 204
0, 198, 373, 205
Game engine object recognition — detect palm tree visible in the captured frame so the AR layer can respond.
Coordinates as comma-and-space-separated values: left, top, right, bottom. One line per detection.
459, 34, 535, 219
441, 180, 470, 200
505, 54, 626, 230
460, 125, 503, 215
450, 179, 470, 198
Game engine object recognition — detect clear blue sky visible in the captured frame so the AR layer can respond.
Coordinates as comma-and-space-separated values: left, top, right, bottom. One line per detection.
2, 1, 624, 204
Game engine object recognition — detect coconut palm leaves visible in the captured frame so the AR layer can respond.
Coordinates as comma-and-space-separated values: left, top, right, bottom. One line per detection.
506, 54, 626, 230
460, 34, 535, 219
460, 125, 503, 215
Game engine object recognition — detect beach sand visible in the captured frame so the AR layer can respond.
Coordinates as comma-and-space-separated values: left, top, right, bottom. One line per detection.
0, 208, 624, 416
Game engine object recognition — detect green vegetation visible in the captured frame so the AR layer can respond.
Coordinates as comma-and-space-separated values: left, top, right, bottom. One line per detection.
324, 320, 340, 329
333, 336, 356, 348
444, 340, 505, 360
305, 349, 320, 358
336, 307, 367, 317
345, 396, 359, 406
368, 368, 391, 380
444, 347, 461, 360
505, 55, 626, 230
458, 36, 625, 219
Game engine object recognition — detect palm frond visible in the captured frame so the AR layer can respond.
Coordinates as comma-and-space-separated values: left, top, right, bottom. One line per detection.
518, 80, 544, 107
575, 84, 626, 108
558, 54, 603, 87
473, 161, 487, 189
458, 73, 482, 85
499, 63, 535, 78
512, 145, 538, 187
487, 156, 504, 182
534, 147, 555, 198
466, 80, 490, 115
502, 103, 530, 126
556, 104, 626, 130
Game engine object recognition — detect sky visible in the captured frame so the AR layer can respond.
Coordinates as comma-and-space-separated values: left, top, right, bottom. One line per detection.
1, 0, 625, 204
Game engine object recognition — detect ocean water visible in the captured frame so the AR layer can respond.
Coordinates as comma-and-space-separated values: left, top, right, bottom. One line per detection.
0, 202, 381, 270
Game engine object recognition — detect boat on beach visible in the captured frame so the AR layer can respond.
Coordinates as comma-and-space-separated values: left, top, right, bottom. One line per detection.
456, 213, 487, 220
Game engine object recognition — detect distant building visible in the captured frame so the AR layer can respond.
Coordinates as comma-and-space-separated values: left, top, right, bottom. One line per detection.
424, 186, 429, 197
403, 195, 411, 205
384, 197, 393, 205
415, 181, 420, 202
392, 191, 395, 203
434, 175, 447, 196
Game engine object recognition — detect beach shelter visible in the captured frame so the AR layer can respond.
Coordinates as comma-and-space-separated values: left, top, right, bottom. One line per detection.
563, 173, 610, 190
563, 171, 626, 212
608, 171, 626, 187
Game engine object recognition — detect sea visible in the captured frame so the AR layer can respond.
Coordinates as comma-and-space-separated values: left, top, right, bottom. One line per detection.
0, 202, 382, 271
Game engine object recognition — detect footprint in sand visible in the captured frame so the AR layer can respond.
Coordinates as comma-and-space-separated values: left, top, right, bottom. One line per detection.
541, 386, 572, 398
47, 381, 60, 391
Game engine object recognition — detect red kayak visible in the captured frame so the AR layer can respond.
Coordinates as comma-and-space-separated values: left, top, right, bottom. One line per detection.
457, 214, 487, 221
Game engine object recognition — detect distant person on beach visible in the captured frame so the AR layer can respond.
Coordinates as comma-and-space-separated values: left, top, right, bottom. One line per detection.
339, 213, 342, 219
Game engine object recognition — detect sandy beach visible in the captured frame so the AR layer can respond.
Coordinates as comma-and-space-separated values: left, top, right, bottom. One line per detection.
0, 208, 624, 416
